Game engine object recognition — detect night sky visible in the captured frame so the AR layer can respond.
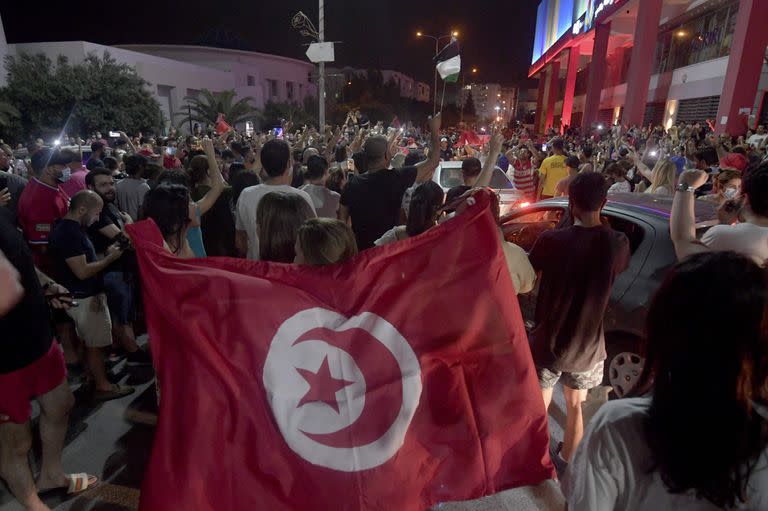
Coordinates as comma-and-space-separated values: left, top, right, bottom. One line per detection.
2, 1, 537, 85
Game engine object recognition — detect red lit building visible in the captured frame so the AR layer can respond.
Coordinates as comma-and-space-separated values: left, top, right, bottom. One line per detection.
530, 0, 768, 135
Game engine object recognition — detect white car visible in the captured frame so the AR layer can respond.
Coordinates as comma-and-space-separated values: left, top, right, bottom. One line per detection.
432, 161, 528, 215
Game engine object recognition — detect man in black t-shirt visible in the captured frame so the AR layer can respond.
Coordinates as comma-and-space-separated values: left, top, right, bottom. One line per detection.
0, 208, 100, 508
439, 138, 454, 161
49, 191, 134, 402
339, 114, 442, 249
528, 172, 630, 471
86, 140, 107, 171
86, 168, 150, 366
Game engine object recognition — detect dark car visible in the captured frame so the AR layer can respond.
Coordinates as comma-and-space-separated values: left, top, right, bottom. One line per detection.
501, 193, 718, 397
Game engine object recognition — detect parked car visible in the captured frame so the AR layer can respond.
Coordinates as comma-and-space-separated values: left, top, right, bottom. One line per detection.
433, 161, 527, 216
500, 193, 718, 397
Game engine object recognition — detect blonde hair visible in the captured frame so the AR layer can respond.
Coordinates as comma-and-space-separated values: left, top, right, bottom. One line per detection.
650, 158, 677, 194
297, 218, 358, 266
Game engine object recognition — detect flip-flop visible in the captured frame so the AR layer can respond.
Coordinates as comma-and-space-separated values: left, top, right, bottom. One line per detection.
38, 473, 99, 497
92, 384, 135, 402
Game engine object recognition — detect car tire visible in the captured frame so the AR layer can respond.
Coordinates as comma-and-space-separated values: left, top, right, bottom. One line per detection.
603, 334, 645, 399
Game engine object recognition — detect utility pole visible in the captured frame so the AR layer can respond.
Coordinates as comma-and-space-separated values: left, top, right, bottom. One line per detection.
318, 0, 326, 129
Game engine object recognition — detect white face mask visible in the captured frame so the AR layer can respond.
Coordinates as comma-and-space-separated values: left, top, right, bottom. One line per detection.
723, 187, 740, 200
57, 167, 71, 183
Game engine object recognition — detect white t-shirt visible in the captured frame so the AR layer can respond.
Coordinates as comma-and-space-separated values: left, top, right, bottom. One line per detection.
235, 184, 316, 260
701, 222, 768, 266
300, 184, 340, 219
563, 397, 768, 511
607, 181, 631, 194
644, 185, 671, 196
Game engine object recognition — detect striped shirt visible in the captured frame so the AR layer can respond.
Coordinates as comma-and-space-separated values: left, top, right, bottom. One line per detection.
509, 160, 536, 199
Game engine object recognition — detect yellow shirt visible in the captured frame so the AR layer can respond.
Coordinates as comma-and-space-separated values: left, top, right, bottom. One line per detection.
539, 154, 568, 197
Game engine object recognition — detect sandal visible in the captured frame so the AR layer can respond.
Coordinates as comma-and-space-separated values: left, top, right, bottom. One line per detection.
92, 384, 135, 402
38, 473, 99, 497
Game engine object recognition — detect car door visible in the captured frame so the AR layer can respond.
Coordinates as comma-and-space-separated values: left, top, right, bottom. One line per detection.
501, 206, 565, 327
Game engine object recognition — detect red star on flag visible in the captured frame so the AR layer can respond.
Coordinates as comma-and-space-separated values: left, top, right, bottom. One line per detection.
296, 356, 355, 414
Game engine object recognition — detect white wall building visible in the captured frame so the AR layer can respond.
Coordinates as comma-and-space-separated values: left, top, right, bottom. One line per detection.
0, 13, 317, 133
462, 83, 518, 122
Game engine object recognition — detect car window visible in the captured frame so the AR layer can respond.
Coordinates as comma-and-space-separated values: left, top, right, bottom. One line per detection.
502, 208, 563, 252
489, 168, 513, 189
603, 215, 645, 254
439, 167, 463, 189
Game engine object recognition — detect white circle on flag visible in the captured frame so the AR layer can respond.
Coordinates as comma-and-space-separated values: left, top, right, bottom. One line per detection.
263, 308, 422, 472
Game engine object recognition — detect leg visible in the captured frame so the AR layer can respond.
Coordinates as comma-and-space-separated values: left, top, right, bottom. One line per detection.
560, 384, 588, 462
85, 347, 112, 392
112, 323, 139, 353
0, 422, 50, 511
541, 387, 554, 411
34, 381, 74, 490
55, 321, 80, 365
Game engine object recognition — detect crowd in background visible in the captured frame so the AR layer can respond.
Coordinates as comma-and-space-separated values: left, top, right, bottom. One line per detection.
1, 110, 767, 511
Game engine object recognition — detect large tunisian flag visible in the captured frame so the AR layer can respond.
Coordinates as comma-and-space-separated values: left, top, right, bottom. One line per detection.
127, 191, 553, 511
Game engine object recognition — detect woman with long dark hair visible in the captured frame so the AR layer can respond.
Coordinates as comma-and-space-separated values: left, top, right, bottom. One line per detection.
374, 181, 444, 246
188, 155, 237, 256
141, 184, 197, 258
564, 251, 768, 510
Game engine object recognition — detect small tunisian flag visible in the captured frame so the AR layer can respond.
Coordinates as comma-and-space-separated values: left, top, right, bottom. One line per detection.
128, 190, 553, 511
215, 113, 233, 135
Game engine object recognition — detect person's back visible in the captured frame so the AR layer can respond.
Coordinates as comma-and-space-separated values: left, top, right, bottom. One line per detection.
116, 155, 151, 221
529, 172, 630, 470
538, 138, 568, 199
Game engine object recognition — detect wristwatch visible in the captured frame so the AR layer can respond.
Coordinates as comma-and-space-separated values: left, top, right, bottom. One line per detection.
676, 183, 696, 193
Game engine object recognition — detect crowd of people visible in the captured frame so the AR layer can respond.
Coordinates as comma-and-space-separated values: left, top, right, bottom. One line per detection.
0, 110, 767, 511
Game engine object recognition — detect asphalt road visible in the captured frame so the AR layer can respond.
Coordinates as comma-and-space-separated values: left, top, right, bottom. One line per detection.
0, 340, 608, 511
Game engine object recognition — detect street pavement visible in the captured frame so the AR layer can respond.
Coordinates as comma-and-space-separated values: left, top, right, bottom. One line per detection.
0, 338, 609, 511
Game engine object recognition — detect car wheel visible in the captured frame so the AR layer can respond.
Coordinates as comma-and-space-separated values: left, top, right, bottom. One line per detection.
603, 335, 645, 399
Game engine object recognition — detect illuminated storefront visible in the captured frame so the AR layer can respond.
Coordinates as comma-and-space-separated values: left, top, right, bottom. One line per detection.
529, 0, 768, 135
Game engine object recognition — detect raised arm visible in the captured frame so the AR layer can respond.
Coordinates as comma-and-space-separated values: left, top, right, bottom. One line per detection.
118, 131, 137, 155
414, 114, 442, 183
670, 170, 710, 260
474, 132, 504, 188
195, 138, 225, 216
629, 148, 654, 181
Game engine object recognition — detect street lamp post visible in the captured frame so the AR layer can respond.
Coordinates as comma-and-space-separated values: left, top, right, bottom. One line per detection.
417, 30, 458, 115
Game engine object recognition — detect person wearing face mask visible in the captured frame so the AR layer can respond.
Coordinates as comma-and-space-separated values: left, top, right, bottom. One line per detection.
48, 190, 133, 402
698, 169, 742, 206
16, 148, 72, 276
59, 149, 89, 197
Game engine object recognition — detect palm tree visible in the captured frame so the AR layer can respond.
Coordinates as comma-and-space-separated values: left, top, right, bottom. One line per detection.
177, 89, 261, 128
0, 100, 20, 129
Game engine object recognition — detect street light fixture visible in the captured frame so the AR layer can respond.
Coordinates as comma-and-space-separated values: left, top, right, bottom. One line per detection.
417, 29, 460, 114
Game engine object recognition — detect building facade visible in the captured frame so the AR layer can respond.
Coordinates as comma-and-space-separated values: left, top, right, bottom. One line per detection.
0, 13, 317, 133
461, 83, 518, 122
326, 67, 431, 103
530, 0, 768, 135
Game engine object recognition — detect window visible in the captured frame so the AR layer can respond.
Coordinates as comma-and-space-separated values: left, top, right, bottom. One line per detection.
439, 167, 464, 189
267, 79, 278, 98
286, 81, 295, 100
489, 168, 514, 189
247, 75, 256, 87
501, 208, 564, 253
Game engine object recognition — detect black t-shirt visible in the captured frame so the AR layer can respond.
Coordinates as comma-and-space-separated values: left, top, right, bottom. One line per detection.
88, 201, 124, 272
340, 166, 418, 249
528, 225, 630, 373
49, 218, 102, 297
440, 148, 454, 161
0, 208, 53, 373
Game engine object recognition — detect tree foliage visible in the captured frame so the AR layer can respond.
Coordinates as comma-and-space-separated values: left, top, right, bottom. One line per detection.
0, 52, 163, 142
261, 98, 318, 129
178, 89, 261, 128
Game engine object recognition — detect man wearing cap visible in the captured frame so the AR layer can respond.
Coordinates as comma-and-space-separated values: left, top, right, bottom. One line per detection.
439, 137, 454, 161
16, 149, 71, 275
86, 141, 109, 171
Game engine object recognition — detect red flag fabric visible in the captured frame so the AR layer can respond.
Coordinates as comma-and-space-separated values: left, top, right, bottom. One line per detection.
457, 130, 482, 146
127, 191, 553, 511
215, 113, 233, 135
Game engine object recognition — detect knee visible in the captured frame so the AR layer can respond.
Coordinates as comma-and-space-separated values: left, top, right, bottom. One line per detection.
0, 429, 33, 462
43, 391, 74, 420
564, 393, 587, 412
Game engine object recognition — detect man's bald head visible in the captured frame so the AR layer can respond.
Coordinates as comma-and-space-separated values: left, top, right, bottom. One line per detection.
69, 189, 103, 212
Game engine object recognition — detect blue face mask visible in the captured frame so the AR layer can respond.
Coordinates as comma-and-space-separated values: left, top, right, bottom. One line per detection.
57, 167, 71, 183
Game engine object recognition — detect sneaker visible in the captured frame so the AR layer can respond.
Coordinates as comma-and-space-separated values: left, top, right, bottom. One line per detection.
125, 348, 153, 366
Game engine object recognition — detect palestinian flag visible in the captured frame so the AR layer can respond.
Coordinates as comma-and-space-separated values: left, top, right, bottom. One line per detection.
434, 39, 461, 83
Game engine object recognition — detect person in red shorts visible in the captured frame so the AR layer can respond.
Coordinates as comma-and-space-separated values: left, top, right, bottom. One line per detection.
0, 208, 98, 511
16, 148, 71, 276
